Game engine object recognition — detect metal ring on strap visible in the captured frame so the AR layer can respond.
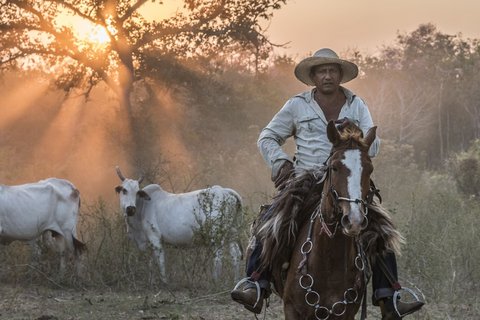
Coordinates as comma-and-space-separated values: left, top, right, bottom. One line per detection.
355, 254, 365, 271
344, 288, 358, 303
331, 301, 347, 316
360, 215, 369, 229
305, 290, 321, 306
314, 306, 331, 320
299, 274, 314, 289
301, 239, 313, 254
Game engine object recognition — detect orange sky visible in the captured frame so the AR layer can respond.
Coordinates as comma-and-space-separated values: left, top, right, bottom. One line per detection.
141, 0, 480, 58
266, 0, 480, 57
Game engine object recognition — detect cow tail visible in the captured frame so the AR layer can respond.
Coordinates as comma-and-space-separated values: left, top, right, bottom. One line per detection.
229, 189, 244, 215
70, 188, 85, 256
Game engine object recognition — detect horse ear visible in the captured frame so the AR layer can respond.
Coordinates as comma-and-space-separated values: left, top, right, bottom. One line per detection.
327, 120, 341, 145
364, 126, 377, 147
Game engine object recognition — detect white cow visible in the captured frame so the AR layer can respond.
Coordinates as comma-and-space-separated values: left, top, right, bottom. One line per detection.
114, 166, 243, 282
0, 178, 86, 275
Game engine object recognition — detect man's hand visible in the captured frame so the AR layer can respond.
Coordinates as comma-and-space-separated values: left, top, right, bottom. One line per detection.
273, 161, 294, 189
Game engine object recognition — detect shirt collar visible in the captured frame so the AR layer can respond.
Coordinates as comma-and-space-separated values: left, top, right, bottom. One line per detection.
297, 87, 356, 105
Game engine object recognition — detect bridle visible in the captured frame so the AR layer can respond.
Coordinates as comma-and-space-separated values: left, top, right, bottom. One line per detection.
321, 149, 370, 234
296, 148, 374, 320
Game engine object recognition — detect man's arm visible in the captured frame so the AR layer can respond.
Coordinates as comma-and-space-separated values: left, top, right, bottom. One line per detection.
257, 101, 295, 181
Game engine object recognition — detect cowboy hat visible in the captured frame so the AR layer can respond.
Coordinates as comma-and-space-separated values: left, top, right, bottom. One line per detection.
294, 48, 359, 86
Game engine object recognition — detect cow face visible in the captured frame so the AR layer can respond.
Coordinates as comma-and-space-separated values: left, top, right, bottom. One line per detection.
115, 179, 140, 217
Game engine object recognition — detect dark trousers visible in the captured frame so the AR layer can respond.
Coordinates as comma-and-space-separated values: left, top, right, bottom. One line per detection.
372, 250, 398, 291
246, 238, 267, 279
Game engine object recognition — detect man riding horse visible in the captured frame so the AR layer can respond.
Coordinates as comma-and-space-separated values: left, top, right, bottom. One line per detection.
231, 48, 424, 319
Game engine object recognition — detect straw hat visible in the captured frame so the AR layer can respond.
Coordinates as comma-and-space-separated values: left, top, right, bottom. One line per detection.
294, 48, 359, 86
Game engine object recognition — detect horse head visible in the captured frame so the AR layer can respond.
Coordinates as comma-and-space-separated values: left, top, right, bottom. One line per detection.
323, 121, 377, 237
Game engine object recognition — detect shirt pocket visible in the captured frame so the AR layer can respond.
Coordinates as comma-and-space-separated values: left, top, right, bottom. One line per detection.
297, 115, 323, 137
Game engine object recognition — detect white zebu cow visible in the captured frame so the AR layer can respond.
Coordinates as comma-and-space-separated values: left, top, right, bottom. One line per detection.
0, 178, 86, 275
114, 166, 243, 282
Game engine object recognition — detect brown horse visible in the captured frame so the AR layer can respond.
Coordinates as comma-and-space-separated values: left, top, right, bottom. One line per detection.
259, 120, 390, 320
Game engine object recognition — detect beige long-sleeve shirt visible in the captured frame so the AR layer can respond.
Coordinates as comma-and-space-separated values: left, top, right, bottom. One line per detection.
258, 87, 380, 179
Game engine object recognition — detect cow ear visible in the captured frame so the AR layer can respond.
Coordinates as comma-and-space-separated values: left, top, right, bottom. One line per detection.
137, 190, 151, 201
115, 186, 123, 194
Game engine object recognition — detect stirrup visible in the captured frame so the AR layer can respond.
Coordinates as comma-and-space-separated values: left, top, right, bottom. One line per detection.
232, 277, 262, 308
393, 287, 424, 317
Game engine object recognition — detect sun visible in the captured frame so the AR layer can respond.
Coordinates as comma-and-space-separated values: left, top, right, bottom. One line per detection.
56, 13, 111, 47
75, 20, 110, 46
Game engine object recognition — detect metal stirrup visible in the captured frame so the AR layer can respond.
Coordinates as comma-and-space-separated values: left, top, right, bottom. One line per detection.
233, 277, 262, 308
393, 287, 422, 317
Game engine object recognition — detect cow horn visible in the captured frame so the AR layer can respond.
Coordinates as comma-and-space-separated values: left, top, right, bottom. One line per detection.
138, 174, 144, 185
116, 166, 126, 181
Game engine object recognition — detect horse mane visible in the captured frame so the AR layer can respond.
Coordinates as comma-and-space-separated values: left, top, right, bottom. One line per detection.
257, 169, 324, 271
336, 124, 369, 151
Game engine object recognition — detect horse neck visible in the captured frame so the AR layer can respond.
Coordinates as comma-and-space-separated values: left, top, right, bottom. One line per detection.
306, 219, 360, 287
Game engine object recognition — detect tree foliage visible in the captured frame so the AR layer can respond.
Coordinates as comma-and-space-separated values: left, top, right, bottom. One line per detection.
0, 0, 286, 98
448, 139, 480, 197
0, 0, 286, 168
350, 23, 480, 168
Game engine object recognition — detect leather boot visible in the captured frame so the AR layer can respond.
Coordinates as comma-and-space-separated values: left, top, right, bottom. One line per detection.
231, 279, 268, 314
375, 287, 424, 319
379, 296, 424, 319
231, 286, 265, 314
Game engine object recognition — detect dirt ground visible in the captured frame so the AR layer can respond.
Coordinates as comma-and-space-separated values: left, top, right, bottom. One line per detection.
0, 285, 477, 320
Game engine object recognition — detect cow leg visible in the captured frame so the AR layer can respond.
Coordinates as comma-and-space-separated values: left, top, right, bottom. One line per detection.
149, 238, 167, 283
43, 231, 67, 277
213, 243, 223, 281
229, 241, 242, 282
28, 238, 42, 266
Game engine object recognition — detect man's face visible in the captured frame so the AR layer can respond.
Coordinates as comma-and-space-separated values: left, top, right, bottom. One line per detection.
310, 63, 343, 94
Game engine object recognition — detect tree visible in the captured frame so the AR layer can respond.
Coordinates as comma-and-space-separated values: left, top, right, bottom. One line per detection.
352, 24, 480, 168
0, 0, 286, 165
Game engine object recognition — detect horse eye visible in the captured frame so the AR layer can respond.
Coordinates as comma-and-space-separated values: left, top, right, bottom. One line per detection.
331, 166, 338, 172
122, 189, 128, 195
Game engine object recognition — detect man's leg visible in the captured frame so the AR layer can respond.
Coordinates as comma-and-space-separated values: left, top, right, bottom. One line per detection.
372, 251, 424, 319
231, 236, 270, 314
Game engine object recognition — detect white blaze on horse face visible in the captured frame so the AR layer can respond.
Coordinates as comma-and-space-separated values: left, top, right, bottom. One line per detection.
342, 149, 364, 225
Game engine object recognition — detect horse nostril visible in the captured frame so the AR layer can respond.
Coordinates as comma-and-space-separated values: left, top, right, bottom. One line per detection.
126, 206, 136, 216
341, 214, 365, 236
341, 215, 351, 230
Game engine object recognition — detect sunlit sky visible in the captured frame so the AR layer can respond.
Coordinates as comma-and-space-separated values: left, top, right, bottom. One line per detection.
267, 0, 480, 58
141, 0, 480, 58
